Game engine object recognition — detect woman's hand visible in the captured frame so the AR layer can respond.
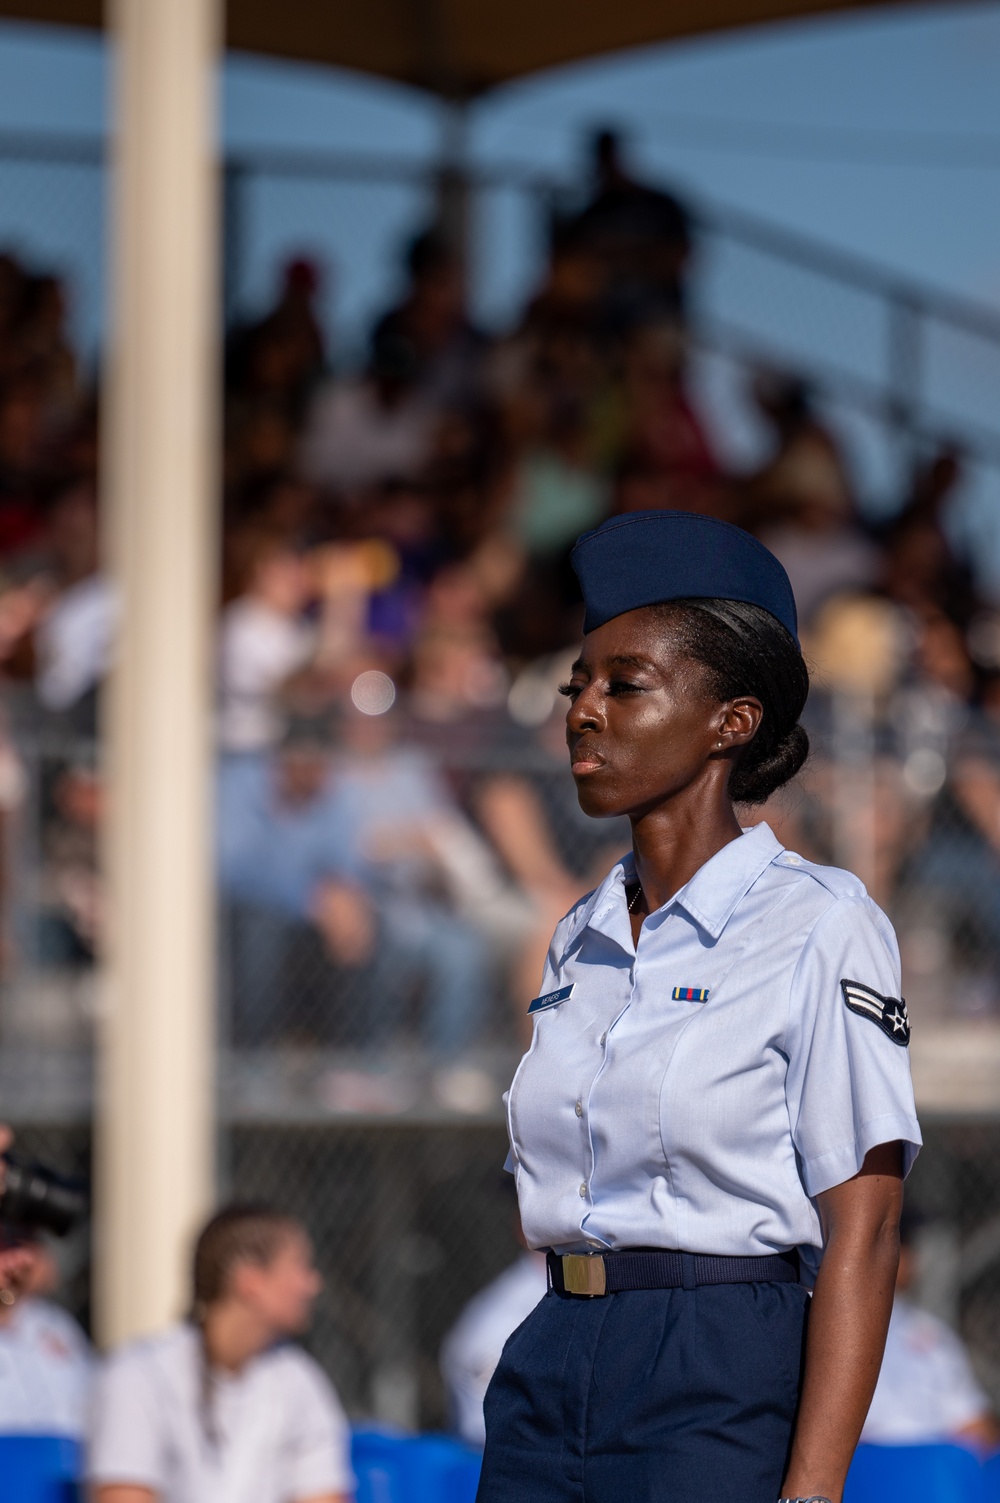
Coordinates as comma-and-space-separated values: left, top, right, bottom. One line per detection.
781, 1140, 904, 1503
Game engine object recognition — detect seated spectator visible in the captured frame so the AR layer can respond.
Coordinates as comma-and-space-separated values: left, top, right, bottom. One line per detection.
492, 662, 646, 1027
440, 1205, 547, 1449
88, 1204, 353, 1503
371, 227, 485, 409
862, 1210, 1000, 1449
226, 257, 327, 422
33, 480, 114, 722
37, 753, 103, 966
902, 651, 1000, 1005
13, 274, 81, 429
217, 724, 489, 1056
333, 700, 524, 1023
217, 727, 379, 1044
0, 1227, 92, 1439
614, 321, 722, 516
0, 479, 113, 727
356, 481, 446, 652
882, 445, 974, 623
744, 372, 879, 627
297, 324, 437, 500
219, 531, 318, 754
506, 396, 610, 560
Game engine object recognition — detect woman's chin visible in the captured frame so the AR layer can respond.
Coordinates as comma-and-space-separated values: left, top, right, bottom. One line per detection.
573, 782, 626, 820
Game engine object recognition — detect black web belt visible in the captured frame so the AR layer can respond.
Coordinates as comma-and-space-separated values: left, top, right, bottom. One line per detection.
546, 1248, 801, 1298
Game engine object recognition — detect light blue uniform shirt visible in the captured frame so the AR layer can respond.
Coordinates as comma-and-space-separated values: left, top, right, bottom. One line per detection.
506, 823, 921, 1284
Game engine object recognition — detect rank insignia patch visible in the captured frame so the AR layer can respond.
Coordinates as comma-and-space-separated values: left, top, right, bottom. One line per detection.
672, 987, 710, 1002
841, 979, 910, 1046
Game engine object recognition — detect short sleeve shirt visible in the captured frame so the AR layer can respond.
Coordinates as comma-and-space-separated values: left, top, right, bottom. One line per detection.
0, 1298, 92, 1438
87, 1323, 354, 1503
506, 823, 921, 1284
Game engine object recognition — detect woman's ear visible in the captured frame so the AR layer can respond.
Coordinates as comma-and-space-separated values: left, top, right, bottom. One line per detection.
718, 696, 764, 749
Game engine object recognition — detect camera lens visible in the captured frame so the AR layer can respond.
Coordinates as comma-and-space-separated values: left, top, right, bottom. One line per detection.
0, 1155, 88, 1237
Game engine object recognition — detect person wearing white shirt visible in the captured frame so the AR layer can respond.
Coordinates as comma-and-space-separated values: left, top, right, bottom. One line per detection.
35, 572, 117, 713
218, 540, 316, 754
88, 1204, 354, 1503
441, 1248, 548, 1448
479, 513, 921, 1503
862, 1215, 999, 1449
0, 1235, 91, 1438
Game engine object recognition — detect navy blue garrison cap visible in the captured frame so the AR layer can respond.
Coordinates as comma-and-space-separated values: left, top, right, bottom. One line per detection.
571, 510, 798, 642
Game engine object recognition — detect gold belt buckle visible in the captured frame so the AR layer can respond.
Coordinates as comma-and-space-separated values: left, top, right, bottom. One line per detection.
562, 1253, 607, 1297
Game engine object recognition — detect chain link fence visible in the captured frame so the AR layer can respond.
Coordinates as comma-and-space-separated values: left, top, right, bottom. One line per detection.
6, 698, 1000, 1421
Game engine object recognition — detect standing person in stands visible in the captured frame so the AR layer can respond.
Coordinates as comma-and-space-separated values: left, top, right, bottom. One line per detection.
564, 128, 692, 330
479, 512, 921, 1503
88, 1205, 353, 1503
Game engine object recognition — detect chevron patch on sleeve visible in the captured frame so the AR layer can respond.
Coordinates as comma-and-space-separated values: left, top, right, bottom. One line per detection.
841, 978, 910, 1047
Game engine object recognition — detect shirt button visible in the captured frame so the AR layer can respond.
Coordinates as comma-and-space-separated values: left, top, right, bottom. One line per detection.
579, 1182, 588, 1198
599, 1032, 607, 1046
575, 1101, 584, 1117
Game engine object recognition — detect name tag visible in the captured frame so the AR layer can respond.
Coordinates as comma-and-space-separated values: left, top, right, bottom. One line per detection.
528, 983, 575, 1015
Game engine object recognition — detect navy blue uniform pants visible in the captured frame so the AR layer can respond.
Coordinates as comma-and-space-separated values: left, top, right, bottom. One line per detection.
477, 1279, 809, 1503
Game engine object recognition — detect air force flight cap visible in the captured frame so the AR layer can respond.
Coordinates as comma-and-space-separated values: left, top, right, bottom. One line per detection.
571, 510, 799, 643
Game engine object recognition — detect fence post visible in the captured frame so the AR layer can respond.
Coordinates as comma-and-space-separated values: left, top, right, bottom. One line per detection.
887, 290, 924, 485
222, 159, 248, 329
96, 0, 220, 1346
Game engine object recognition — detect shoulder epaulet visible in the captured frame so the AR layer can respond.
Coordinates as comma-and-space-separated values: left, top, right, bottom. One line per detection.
772, 850, 868, 902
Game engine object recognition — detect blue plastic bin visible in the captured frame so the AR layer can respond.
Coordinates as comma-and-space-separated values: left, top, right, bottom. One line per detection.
0, 1436, 82, 1503
352, 1427, 481, 1503
846, 1442, 986, 1503
980, 1449, 1000, 1498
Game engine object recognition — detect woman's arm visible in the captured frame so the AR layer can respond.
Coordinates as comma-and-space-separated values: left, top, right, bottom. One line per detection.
92, 1489, 156, 1503
781, 1140, 904, 1503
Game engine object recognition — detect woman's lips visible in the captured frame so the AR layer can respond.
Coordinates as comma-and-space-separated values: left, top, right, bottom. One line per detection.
571, 754, 605, 776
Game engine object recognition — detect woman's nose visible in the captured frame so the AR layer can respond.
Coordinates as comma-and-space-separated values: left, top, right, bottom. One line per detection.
567, 689, 604, 734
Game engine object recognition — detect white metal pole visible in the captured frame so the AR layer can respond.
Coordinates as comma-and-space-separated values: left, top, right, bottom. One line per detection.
96, 0, 220, 1347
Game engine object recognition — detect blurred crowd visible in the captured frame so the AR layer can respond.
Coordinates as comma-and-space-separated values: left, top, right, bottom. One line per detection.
1, 129, 1000, 1064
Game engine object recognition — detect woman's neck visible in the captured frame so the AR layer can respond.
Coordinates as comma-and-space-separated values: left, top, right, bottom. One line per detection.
630, 783, 744, 914
201, 1301, 274, 1375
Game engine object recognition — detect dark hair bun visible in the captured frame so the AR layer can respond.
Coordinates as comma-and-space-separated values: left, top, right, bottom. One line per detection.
730, 720, 809, 805
656, 598, 810, 806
